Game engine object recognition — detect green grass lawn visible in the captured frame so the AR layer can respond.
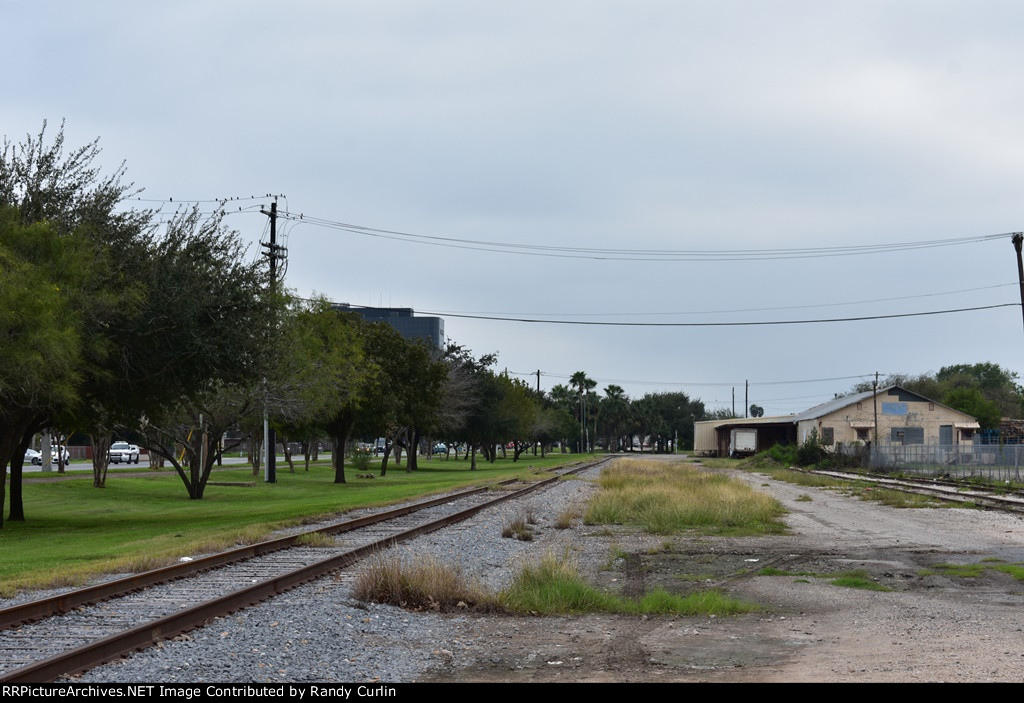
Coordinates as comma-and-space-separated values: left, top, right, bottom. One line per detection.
0, 453, 581, 595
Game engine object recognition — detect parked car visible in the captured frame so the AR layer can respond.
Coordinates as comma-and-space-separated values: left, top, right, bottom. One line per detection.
51, 445, 71, 464
109, 441, 141, 464
432, 443, 447, 455
24, 448, 41, 465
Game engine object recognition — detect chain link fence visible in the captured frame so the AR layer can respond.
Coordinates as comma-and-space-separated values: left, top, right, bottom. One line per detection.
867, 442, 1024, 481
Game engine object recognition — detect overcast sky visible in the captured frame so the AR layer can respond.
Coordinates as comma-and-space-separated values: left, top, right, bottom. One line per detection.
4, 1, 1023, 415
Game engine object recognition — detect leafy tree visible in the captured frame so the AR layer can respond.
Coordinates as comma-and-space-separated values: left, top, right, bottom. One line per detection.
0, 120, 149, 521
277, 305, 366, 485
132, 382, 260, 499
392, 340, 449, 473
0, 211, 84, 524
499, 377, 540, 461
936, 363, 1023, 418
546, 384, 580, 452
629, 392, 704, 452
749, 404, 764, 418
941, 388, 1002, 430
0, 120, 149, 238
112, 208, 273, 497
424, 342, 488, 463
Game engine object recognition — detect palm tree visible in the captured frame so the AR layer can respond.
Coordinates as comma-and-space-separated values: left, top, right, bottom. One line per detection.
602, 385, 629, 451
569, 371, 597, 451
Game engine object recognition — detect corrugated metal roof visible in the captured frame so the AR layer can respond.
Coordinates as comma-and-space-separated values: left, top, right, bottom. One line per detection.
792, 386, 896, 422
701, 415, 796, 429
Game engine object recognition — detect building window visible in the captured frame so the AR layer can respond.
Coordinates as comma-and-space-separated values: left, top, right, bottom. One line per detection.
891, 427, 924, 444
821, 427, 834, 445
856, 428, 870, 441
960, 429, 974, 441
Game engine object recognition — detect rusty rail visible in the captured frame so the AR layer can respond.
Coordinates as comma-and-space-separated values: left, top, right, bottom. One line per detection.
1, 458, 608, 682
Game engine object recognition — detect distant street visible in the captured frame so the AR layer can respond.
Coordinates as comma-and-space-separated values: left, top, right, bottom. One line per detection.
18, 454, 254, 475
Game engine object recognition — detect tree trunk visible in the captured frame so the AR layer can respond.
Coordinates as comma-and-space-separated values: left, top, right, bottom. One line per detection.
192, 431, 223, 500
250, 437, 262, 477
380, 444, 393, 477
7, 434, 31, 522
513, 442, 526, 461
470, 444, 477, 470
0, 431, 17, 528
188, 432, 202, 498
284, 441, 295, 473
333, 436, 348, 484
406, 429, 419, 472
54, 431, 66, 473
90, 433, 112, 488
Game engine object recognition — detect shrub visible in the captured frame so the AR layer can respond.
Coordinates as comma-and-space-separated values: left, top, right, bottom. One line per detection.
766, 443, 798, 466
350, 450, 372, 473
353, 554, 494, 611
796, 430, 829, 466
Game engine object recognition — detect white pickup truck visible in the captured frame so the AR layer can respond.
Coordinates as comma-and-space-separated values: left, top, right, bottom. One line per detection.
109, 441, 141, 464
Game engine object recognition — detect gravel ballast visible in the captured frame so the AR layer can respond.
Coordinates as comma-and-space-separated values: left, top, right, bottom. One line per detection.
27, 455, 1024, 683
69, 468, 602, 683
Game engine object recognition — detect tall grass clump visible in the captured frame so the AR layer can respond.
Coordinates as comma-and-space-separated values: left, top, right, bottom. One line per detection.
501, 551, 621, 613
584, 459, 786, 535
353, 554, 495, 611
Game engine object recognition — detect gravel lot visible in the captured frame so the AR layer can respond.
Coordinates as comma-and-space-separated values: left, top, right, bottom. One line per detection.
60, 457, 1024, 682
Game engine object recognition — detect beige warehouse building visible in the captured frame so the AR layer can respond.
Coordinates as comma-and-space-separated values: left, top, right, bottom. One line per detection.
695, 385, 979, 457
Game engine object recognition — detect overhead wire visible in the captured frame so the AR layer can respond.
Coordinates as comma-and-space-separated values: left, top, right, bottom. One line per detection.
132, 193, 287, 204
526, 372, 875, 389
415, 302, 1019, 327
424, 282, 1019, 317
278, 211, 1015, 262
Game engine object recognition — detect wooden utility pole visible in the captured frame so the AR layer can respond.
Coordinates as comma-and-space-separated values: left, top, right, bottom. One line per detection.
873, 371, 879, 445
261, 200, 281, 483
1013, 233, 1024, 334
534, 370, 541, 456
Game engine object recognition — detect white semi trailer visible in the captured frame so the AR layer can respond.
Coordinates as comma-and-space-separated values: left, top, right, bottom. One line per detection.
730, 428, 758, 457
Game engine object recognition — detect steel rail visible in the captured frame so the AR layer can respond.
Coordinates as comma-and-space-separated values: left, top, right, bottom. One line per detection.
1, 458, 608, 683
809, 469, 1024, 513
0, 482, 502, 631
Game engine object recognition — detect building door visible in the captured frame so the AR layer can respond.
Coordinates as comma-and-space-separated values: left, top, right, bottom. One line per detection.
939, 425, 953, 446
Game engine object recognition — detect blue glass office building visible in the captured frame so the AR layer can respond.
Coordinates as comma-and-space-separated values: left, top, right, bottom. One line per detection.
333, 305, 444, 348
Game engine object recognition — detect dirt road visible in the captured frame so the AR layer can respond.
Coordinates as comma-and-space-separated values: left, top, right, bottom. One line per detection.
426, 460, 1024, 682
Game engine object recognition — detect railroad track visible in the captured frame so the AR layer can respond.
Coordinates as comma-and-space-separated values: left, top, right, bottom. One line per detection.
0, 458, 610, 683
809, 469, 1024, 513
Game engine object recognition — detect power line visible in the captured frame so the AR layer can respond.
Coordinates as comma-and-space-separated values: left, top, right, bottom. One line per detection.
418, 302, 1019, 327
278, 211, 1013, 262
532, 372, 874, 388
132, 193, 287, 204
425, 282, 1018, 318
